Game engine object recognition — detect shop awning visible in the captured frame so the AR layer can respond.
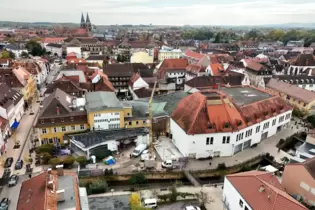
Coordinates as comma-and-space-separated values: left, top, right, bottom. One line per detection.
11, 121, 20, 129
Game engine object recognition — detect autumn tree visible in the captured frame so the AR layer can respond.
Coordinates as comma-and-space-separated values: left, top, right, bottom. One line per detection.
129, 193, 141, 208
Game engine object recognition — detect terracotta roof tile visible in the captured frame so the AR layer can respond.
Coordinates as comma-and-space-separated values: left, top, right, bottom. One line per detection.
227, 171, 307, 210
17, 172, 47, 210
186, 64, 206, 74
157, 58, 189, 79
172, 87, 291, 134
209, 63, 225, 76
184, 50, 205, 60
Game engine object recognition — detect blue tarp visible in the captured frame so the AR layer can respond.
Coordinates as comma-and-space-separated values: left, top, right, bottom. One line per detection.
11, 121, 20, 129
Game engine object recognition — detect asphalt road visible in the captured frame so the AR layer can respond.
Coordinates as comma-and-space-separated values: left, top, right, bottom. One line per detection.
1, 175, 29, 210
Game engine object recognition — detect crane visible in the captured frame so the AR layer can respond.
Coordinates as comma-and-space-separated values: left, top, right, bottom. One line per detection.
148, 81, 157, 157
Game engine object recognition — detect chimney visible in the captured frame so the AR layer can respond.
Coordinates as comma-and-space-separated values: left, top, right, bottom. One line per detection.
47, 180, 54, 190
47, 168, 52, 174
56, 106, 60, 115
56, 189, 65, 202
258, 185, 265, 192
56, 164, 64, 176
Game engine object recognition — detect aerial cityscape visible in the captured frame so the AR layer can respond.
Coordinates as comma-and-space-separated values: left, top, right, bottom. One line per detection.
1, 1, 315, 210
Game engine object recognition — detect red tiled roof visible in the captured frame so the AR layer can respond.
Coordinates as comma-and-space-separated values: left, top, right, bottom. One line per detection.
17, 172, 47, 210
171, 91, 246, 135
186, 64, 206, 74
171, 88, 291, 135
184, 50, 205, 60
157, 58, 189, 79
227, 171, 307, 210
41, 37, 66, 43
209, 63, 225, 76
58, 75, 80, 83
246, 62, 267, 71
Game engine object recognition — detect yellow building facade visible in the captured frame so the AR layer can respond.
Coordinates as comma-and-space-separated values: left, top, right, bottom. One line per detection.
38, 123, 90, 144
130, 51, 154, 64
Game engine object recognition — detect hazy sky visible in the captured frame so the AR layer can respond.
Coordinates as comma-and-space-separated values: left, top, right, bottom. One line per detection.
1, 0, 315, 25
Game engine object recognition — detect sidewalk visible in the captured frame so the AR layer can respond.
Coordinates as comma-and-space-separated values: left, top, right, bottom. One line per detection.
186, 120, 304, 170
0, 100, 40, 176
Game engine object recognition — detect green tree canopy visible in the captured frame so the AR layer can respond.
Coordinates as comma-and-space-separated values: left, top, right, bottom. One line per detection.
26, 40, 45, 56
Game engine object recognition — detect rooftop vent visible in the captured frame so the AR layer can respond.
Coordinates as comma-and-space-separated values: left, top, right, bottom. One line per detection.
56, 189, 65, 202
258, 185, 265, 192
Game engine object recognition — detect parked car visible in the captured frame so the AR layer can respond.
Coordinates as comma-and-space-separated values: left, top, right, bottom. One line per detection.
161, 160, 180, 169
184, 206, 201, 210
14, 160, 23, 170
0, 198, 10, 210
131, 144, 147, 157
141, 150, 156, 162
8, 175, 18, 187
4, 158, 13, 168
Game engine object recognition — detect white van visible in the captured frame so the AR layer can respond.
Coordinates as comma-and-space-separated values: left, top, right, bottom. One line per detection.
143, 198, 157, 208
132, 144, 147, 157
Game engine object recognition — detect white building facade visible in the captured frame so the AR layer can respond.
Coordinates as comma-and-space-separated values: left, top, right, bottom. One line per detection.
170, 110, 292, 158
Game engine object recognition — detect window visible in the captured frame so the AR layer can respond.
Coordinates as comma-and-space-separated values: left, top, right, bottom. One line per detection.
245, 207, 249, 210
256, 125, 260, 133
136, 121, 139, 125
245, 129, 252, 137
206, 137, 214, 145
42, 128, 47, 134
71, 125, 75, 130
143, 120, 146, 124
239, 199, 243, 207
51, 119, 55, 123
49, 139, 53, 144
61, 126, 66, 132
272, 119, 276, 126
129, 121, 132, 126
80, 125, 84, 130
41, 120, 44, 124
226, 136, 230, 144
61, 118, 64, 122
222, 136, 226, 144
279, 116, 285, 123
285, 113, 291, 120
53, 127, 57, 133
70, 117, 74, 121
263, 122, 269, 130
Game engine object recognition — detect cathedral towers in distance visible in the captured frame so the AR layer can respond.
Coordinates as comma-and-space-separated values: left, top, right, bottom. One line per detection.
80, 13, 92, 32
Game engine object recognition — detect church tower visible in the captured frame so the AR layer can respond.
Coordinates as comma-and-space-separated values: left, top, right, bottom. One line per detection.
86, 13, 92, 32
80, 13, 86, 29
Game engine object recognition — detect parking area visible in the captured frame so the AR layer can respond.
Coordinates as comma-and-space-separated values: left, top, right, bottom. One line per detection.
88, 195, 130, 210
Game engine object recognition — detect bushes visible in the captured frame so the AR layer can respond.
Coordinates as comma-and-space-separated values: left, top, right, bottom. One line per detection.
41, 152, 52, 164
63, 155, 75, 168
36, 144, 54, 154
79, 179, 108, 195
76, 156, 88, 167
89, 179, 108, 194
128, 173, 148, 185
49, 157, 62, 166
